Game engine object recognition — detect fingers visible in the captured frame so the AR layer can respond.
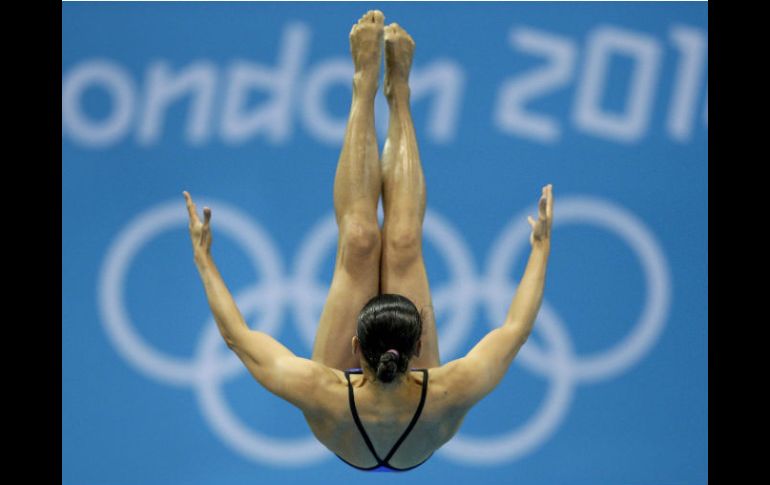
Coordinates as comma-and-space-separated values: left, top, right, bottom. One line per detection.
529, 185, 554, 244
538, 185, 548, 217
203, 207, 211, 227
183, 191, 199, 222
530, 184, 553, 229
539, 184, 554, 219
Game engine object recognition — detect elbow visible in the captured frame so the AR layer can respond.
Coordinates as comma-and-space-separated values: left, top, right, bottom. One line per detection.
518, 326, 533, 344
222, 334, 238, 351
500, 325, 531, 362
216, 322, 245, 351
503, 321, 532, 342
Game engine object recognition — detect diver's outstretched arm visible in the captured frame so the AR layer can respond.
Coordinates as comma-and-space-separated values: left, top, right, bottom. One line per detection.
503, 184, 553, 336
441, 185, 553, 409
184, 190, 251, 348
184, 191, 338, 412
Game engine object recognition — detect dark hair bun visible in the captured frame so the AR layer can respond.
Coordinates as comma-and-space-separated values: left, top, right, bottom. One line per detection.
357, 294, 422, 383
377, 351, 399, 383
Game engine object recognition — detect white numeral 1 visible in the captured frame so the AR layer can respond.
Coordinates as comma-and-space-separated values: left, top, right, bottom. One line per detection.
668, 25, 707, 142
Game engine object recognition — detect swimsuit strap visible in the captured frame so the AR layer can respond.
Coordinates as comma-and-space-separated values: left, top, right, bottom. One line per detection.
344, 368, 429, 466
382, 368, 429, 463
345, 369, 384, 464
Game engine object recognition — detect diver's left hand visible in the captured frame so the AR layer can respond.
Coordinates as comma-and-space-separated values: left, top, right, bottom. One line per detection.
183, 191, 212, 259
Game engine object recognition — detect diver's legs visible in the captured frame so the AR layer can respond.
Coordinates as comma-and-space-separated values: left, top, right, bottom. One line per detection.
311, 11, 384, 371
380, 23, 440, 369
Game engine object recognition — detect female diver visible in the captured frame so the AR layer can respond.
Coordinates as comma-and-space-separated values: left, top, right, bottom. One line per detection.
183, 10, 553, 472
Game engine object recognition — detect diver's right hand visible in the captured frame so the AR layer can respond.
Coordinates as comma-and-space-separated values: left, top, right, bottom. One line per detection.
528, 184, 553, 247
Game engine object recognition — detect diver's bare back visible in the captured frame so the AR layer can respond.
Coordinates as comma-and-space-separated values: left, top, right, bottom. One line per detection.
303, 364, 469, 468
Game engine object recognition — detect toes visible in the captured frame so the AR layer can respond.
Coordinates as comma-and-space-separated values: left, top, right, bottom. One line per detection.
359, 10, 384, 25
369, 10, 384, 24
384, 23, 396, 39
384, 22, 413, 44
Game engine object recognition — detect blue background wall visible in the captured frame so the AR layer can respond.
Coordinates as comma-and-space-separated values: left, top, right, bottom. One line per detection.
62, 2, 707, 484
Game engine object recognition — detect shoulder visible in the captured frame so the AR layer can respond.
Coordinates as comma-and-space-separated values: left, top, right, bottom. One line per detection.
260, 356, 347, 416
425, 359, 484, 413
293, 358, 348, 395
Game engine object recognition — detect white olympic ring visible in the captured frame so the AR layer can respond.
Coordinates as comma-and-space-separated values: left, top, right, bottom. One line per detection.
97, 194, 671, 466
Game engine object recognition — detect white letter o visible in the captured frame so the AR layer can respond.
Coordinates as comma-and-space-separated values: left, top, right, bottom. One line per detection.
62, 60, 135, 147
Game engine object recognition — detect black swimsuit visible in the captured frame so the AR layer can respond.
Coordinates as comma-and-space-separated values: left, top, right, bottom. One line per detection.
334, 368, 433, 472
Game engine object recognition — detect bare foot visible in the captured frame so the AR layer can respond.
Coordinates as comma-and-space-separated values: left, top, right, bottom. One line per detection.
384, 22, 415, 100
349, 10, 384, 94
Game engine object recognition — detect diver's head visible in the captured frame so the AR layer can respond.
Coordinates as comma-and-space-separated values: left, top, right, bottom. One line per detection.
353, 294, 423, 384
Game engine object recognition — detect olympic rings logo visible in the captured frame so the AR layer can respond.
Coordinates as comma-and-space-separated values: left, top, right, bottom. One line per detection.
97, 195, 671, 466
